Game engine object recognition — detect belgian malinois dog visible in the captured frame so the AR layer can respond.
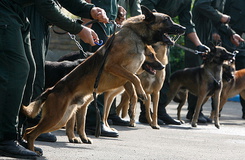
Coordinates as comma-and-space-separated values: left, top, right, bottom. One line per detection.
210, 63, 245, 119
163, 44, 235, 129
116, 42, 169, 129
21, 6, 185, 153
174, 63, 235, 123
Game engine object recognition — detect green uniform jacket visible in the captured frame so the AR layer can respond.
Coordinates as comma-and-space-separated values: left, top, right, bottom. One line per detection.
221, 0, 245, 53
141, 0, 195, 35
12, 0, 94, 34
192, 0, 235, 45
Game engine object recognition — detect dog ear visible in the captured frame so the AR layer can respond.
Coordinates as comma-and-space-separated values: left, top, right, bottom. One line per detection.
141, 5, 155, 24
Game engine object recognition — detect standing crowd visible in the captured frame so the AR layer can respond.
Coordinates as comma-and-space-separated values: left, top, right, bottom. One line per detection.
0, 0, 244, 159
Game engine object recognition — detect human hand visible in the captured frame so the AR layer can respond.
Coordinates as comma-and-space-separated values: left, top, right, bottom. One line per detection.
90, 7, 109, 23
115, 6, 127, 25
77, 26, 99, 46
196, 44, 210, 53
230, 34, 244, 46
220, 14, 231, 24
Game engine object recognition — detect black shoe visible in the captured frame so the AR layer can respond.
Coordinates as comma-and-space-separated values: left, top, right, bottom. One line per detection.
158, 114, 181, 125
138, 114, 164, 125
186, 111, 208, 123
200, 112, 212, 123
19, 139, 43, 156
108, 114, 130, 126
86, 123, 119, 137
0, 140, 39, 159
36, 132, 57, 142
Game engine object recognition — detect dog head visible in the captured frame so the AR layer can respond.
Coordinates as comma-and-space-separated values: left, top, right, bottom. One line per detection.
222, 63, 235, 82
139, 45, 165, 75
204, 43, 236, 64
141, 5, 186, 45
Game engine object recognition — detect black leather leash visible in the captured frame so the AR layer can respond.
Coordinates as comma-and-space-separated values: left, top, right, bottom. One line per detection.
92, 20, 118, 137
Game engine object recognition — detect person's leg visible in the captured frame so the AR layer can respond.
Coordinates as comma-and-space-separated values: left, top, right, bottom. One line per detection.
157, 63, 181, 125
85, 94, 119, 137
0, 2, 39, 158
21, 6, 57, 142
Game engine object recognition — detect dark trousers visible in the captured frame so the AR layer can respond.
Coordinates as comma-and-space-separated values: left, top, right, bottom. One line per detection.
0, 0, 34, 141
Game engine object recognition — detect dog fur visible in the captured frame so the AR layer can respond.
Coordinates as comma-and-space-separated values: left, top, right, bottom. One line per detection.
163, 44, 235, 129
21, 6, 185, 152
116, 42, 169, 129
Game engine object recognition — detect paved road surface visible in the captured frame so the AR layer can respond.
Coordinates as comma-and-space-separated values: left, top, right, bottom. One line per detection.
1, 98, 245, 160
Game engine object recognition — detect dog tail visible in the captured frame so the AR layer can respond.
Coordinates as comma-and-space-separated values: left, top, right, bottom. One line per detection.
21, 88, 52, 118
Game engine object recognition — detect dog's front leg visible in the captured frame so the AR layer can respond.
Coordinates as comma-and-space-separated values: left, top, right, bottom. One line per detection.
191, 96, 207, 127
212, 90, 221, 129
151, 92, 160, 129
105, 65, 147, 101
66, 112, 81, 143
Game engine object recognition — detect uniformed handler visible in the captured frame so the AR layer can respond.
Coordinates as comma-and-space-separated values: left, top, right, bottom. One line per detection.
0, 0, 108, 159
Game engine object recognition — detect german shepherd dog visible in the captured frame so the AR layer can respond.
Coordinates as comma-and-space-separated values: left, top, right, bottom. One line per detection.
21, 6, 185, 152
116, 42, 168, 129
51, 45, 165, 143
173, 63, 235, 123
163, 44, 235, 129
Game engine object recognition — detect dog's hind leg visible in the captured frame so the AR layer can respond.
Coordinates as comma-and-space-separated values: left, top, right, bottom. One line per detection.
103, 88, 124, 130
175, 90, 187, 124
124, 82, 137, 127
76, 97, 93, 144
116, 91, 129, 118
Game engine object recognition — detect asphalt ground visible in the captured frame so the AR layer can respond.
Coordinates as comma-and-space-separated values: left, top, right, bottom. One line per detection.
1, 98, 245, 160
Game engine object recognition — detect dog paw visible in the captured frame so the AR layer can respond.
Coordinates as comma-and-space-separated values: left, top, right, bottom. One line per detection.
129, 122, 136, 127
191, 122, 197, 127
215, 123, 220, 129
151, 125, 160, 129
81, 137, 93, 144
69, 137, 81, 143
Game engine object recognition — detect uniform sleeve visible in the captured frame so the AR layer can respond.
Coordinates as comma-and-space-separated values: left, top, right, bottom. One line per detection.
34, 0, 86, 34
178, 0, 196, 35
57, 0, 94, 18
140, 0, 161, 11
194, 0, 223, 23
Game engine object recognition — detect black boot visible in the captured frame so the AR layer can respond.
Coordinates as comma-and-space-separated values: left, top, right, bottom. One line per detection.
138, 100, 164, 125
0, 140, 39, 159
18, 139, 43, 156
186, 110, 212, 123
86, 122, 119, 137
158, 112, 181, 125
108, 114, 130, 126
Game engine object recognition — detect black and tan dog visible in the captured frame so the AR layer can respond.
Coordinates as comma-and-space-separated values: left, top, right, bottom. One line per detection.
21, 6, 185, 152
174, 63, 235, 123
163, 44, 235, 129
